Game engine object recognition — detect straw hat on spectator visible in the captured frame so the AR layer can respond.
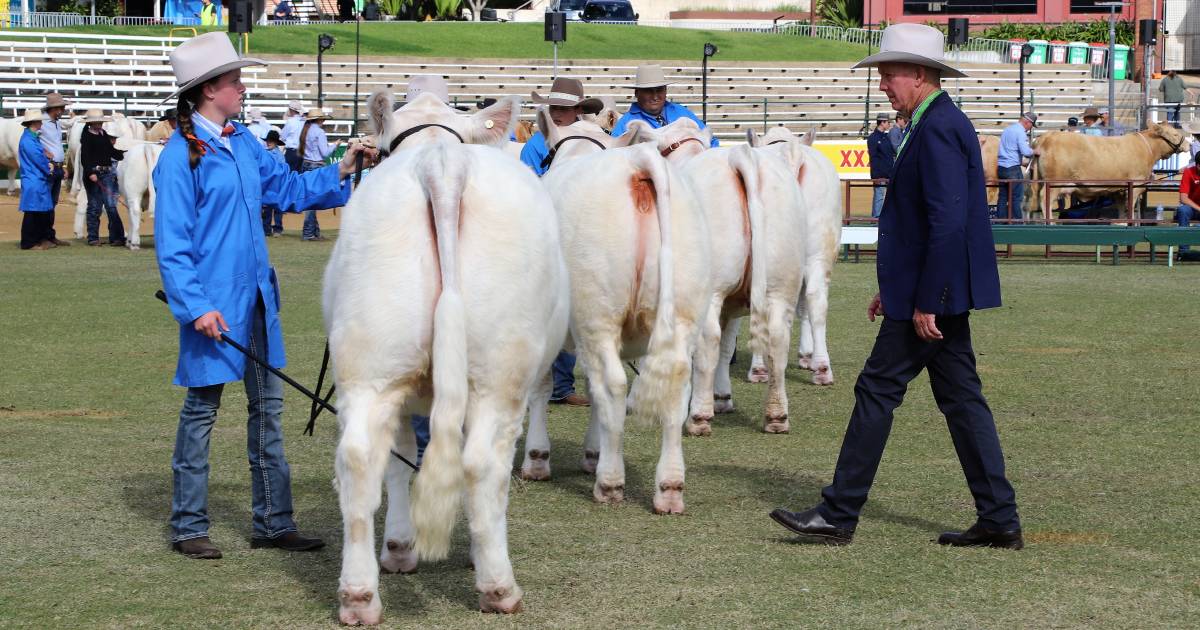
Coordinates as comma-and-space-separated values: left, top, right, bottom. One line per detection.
42, 92, 71, 111
626, 64, 676, 89
305, 108, 328, 121
19, 108, 42, 126
852, 23, 967, 79
83, 108, 112, 124
531, 77, 603, 114
288, 100, 304, 113
1081, 107, 1101, 122
246, 107, 266, 121
1183, 120, 1200, 136
160, 31, 266, 105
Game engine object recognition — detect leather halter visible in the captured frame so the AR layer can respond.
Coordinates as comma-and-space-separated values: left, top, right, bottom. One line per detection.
767, 139, 789, 146
540, 135, 608, 170
382, 123, 465, 156
659, 136, 704, 158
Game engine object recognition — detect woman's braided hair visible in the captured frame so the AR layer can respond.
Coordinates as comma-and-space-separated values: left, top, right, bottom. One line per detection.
176, 85, 210, 170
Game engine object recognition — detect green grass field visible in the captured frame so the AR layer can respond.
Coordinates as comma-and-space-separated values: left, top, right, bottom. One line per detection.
1, 237, 1198, 628
53, 22, 868, 62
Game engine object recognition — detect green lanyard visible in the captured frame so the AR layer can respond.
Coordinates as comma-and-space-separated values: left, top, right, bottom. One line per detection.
894, 89, 943, 161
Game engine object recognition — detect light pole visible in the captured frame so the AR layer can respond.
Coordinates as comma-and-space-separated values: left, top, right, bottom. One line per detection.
1096, 2, 1128, 135
1018, 43, 1034, 114
317, 33, 336, 109
702, 42, 718, 124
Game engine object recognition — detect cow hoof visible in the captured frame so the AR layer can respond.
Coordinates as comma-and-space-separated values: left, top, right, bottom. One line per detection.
685, 415, 713, 437
812, 365, 834, 386
764, 415, 790, 434
581, 450, 599, 474
797, 353, 813, 370
479, 585, 523, 614
520, 452, 551, 481
593, 480, 625, 504
713, 395, 735, 414
746, 366, 769, 383
653, 480, 685, 515
338, 586, 382, 625
128, 242, 140, 252
379, 539, 417, 574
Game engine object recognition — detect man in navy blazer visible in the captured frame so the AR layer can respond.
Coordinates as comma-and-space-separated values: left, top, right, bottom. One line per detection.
770, 24, 1022, 550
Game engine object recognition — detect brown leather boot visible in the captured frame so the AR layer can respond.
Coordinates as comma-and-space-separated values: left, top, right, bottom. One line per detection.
172, 536, 223, 560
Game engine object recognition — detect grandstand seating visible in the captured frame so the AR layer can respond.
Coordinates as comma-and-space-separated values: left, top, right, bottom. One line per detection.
0, 30, 1099, 142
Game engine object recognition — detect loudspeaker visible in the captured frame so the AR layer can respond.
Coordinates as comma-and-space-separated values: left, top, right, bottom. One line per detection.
229, 1, 253, 34
545, 12, 566, 43
1139, 19, 1157, 46
948, 18, 969, 46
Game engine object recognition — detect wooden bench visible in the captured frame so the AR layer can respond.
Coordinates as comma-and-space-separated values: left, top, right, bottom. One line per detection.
990, 225, 1200, 266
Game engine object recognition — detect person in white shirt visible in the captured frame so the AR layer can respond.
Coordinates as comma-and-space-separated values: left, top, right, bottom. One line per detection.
297, 108, 338, 241
39, 92, 71, 246
244, 108, 275, 146
279, 100, 305, 171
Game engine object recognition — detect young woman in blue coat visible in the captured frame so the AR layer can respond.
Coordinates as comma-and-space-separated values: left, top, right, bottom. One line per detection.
17, 108, 56, 250
154, 32, 377, 560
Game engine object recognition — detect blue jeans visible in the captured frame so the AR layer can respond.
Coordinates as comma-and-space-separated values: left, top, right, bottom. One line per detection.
1178, 204, 1195, 252
550, 351, 578, 400
85, 170, 124, 243
411, 415, 430, 463
301, 160, 323, 239
170, 301, 297, 542
871, 185, 886, 218
997, 165, 1024, 222
1166, 104, 1180, 125
261, 205, 283, 235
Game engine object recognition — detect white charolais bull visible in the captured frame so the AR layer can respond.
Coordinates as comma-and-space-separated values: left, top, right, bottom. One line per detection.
115, 139, 164, 250
323, 91, 568, 624
69, 114, 149, 240
530, 107, 711, 514
635, 119, 808, 435
747, 127, 842, 386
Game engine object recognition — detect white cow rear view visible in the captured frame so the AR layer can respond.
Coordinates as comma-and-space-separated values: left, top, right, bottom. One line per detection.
323, 92, 568, 624
116, 140, 163, 250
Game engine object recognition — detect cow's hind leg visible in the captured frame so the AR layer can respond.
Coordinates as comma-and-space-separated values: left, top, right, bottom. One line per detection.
588, 339, 627, 503
805, 268, 834, 385
126, 193, 143, 251
73, 188, 87, 240
379, 415, 419, 575
520, 371, 553, 481
715, 318, 739, 414
464, 397, 524, 613
763, 298, 795, 434
336, 386, 404, 626
686, 294, 724, 437
794, 287, 815, 370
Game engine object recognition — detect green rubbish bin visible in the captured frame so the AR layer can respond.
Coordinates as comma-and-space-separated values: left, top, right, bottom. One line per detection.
1027, 39, 1049, 64
1067, 41, 1089, 64
1112, 44, 1130, 80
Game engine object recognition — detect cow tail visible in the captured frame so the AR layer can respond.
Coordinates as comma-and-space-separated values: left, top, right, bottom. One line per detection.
1026, 150, 1042, 217
410, 143, 469, 561
729, 144, 769, 359
628, 145, 688, 427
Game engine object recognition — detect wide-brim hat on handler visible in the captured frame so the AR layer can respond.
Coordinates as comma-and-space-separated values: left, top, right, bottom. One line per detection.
626, 64, 676, 89
305, 108, 328, 121
852, 23, 967, 79
83, 108, 112, 124
160, 31, 267, 105
19, 108, 42, 125
531, 77, 603, 114
1081, 107, 1101, 120
42, 92, 71, 111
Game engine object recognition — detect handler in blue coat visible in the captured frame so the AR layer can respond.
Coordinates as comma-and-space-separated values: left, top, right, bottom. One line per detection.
17, 108, 56, 250
769, 25, 1022, 550
154, 32, 378, 560
610, 64, 719, 146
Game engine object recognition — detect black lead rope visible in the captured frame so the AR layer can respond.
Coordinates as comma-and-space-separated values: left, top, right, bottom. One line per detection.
539, 135, 609, 171
154, 290, 419, 472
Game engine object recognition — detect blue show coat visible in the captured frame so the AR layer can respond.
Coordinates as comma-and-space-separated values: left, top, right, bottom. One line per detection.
18, 129, 54, 212
877, 92, 1001, 320
153, 121, 351, 387
867, 128, 895, 180
519, 131, 551, 176
611, 102, 720, 147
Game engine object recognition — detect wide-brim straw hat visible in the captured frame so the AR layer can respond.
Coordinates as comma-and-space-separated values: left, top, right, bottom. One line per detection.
83, 108, 112, 124
305, 108, 328, 121
160, 32, 267, 106
852, 23, 967, 79
1185, 120, 1200, 135
19, 108, 42, 125
288, 99, 304, 112
626, 64, 676, 89
531, 77, 603, 114
42, 92, 70, 111
405, 75, 450, 104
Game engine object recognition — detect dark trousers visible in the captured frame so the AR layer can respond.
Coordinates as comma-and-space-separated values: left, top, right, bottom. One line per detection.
85, 171, 125, 244
47, 163, 64, 240
818, 314, 1020, 531
20, 212, 53, 249
997, 164, 1024, 222
284, 148, 301, 172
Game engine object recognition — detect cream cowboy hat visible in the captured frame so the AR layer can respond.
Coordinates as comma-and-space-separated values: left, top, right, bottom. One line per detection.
42, 92, 71, 111
19, 108, 42, 125
405, 75, 450, 104
1184, 120, 1200, 135
531, 77, 603, 114
305, 108, 328, 121
246, 107, 266, 121
852, 23, 967, 79
83, 108, 112, 124
288, 100, 304, 112
626, 64, 676, 89
160, 32, 267, 105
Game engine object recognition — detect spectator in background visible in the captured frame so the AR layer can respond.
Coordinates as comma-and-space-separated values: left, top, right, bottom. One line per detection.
244, 107, 274, 146
199, 0, 217, 26
611, 64, 719, 146
1081, 107, 1104, 137
40, 92, 70, 247
1065, 116, 1080, 132
1186, 121, 1200, 163
363, 0, 382, 20
272, 0, 295, 20
1159, 70, 1186, 126
261, 129, 286, 237
80, 109, 126, 247
297, 108, 337, 241
997, 112, 1038, 222
888, 112, 908, 151
148, 108, 178, 143
1175, 159, 1200, 261
866, 112, 895, 218
1099, 108, 1124, 136
17, 109, 55, 251
279, 100, 305, 171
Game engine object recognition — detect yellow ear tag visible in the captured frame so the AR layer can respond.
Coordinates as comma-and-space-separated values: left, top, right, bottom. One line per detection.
484, 120, 495, 129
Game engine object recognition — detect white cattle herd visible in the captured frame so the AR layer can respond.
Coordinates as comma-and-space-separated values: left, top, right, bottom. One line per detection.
320, 92, 842, 624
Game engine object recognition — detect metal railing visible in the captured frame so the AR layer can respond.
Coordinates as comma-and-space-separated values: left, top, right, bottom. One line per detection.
0, 12, 201, 28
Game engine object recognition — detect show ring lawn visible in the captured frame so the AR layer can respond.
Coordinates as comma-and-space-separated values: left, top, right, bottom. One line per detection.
1, 236, 1198, 627
52, 22, 869, 62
